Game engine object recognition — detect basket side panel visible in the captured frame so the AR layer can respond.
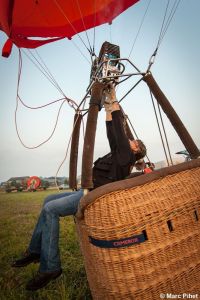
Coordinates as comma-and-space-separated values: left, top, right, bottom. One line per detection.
76, 167, 200, 299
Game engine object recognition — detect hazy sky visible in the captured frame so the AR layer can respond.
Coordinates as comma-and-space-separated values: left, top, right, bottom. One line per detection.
0, 0, 199, 183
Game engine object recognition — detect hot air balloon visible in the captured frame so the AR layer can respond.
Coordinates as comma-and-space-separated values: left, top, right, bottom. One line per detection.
0, 0, 139, 56
0, 0, 200, 298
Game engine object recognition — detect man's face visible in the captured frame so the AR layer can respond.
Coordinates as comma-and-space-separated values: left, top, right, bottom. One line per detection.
129, 140, 140, 154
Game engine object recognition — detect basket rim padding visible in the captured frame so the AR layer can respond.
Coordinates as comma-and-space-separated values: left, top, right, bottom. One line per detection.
76, 158, 200, 219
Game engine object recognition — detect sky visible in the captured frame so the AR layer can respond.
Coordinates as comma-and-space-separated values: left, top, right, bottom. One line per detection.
0, 0, 200, 183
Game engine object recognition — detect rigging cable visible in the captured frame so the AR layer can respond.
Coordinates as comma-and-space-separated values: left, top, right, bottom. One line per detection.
25, 0, 91, 90
15, 51, 79, 149
53, 0, 93, 57
76, 0, 93, 57
149, 89, 170, 166
16, 53, 85, 185
115, 0, 151, 94
156, 99, 174, 165
35, 49, 74, 99
36, 0, 92, 64
109, 23, 112, 44
148, 0, 182, 70
22, 49, 79, 111
157, 0, 182, 49
22, 49, 63, 95
92, 0, 97, 56
15, 97, 66, 150
119, 77, 143, 103
145, 0, 182, 163
156, 0, 171, 49
71, 39, 91, 64
18, 95, 68, 110
127, 0, 152, 63
32, 50, 70, 99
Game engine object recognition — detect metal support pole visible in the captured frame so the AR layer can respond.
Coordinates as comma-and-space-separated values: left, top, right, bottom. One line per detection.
69, 113, 82, 190
81, 105, 99, 189
144, 72, 200, 159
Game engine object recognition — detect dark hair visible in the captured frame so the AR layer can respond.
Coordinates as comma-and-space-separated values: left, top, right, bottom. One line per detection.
134, 139, 146, 160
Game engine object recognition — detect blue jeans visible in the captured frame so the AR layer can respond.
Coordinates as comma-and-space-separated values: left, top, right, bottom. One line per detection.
28, 189, 83, 273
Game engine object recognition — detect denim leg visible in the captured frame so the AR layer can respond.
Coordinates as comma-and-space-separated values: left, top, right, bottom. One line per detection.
28, 191, 77, 254
39, 189, 83, 272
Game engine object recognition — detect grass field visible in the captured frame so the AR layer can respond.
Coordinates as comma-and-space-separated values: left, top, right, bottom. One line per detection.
0, 190, 91, 300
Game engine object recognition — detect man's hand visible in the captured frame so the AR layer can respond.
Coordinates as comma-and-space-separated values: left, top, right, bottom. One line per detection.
104, 101, 112, 113
104, 82, 117, 113
105, 82, 117, 103
104, 82, 120, 114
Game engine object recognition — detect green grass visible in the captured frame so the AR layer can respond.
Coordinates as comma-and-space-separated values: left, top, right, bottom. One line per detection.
0, 190, 91, 300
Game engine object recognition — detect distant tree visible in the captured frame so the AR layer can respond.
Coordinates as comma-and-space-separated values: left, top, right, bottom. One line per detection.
11, 180, 17, 187
15, 182, 21, 189
5, 182, 11, 193
40, 180, 50, 190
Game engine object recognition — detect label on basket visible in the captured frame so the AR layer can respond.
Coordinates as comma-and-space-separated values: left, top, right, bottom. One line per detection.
89, 233, 146, 248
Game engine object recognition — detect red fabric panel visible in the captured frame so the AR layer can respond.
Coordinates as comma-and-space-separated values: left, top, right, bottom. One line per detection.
12, 0, 139, 37
0, 0, 14, 35
1, 0, 139, 50
2, 38, 13, 57
12, 35, 64, 49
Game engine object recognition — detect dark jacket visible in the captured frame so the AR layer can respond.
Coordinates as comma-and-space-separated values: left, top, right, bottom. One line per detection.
92, 110, 136, 189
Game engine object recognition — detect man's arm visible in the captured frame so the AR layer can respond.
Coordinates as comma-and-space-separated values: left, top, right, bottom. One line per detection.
106, 119, 116, 152
112, 109, 134, 166
105, 85, 134, 166
104, 88, 120, 152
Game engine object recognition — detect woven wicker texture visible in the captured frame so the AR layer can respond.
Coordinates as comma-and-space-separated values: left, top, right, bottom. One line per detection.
76, 165, 200, 299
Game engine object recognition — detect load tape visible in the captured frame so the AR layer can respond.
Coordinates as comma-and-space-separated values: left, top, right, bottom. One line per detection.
89, 232, 146, 248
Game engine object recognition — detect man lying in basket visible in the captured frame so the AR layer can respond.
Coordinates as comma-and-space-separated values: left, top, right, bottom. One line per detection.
11, 82, 146, 291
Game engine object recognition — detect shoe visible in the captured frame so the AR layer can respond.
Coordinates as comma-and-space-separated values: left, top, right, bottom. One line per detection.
11, 250, 40, 267
26, 269, 62, 291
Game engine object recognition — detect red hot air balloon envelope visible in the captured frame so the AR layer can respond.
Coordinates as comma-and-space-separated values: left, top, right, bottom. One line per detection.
27, 176, 41, 189
0, 0, 139, 57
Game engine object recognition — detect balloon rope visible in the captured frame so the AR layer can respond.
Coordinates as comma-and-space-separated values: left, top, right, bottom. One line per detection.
53, 0, 92, 55
16, 51, 85, 189
36, 1, 91, 64
148, 0, 182, 70
18, 95, 67, 109
149, 90, 170, 166
34, 49, 71, 98
76, 0, 93, 56
22, 49, 79, 111
156, 99, 173, 165
157, 0, 182, 49
15, 50, 79, 150
126, 0, 152, 63
15, 97, 66, 150
92, 0, 97, 54
157, 0, 171, 49
22, 50, 59, 92
109, 24, 112, 44
70, 39, 91, 64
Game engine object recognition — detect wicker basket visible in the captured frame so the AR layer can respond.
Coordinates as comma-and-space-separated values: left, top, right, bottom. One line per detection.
76, 159, 200, 299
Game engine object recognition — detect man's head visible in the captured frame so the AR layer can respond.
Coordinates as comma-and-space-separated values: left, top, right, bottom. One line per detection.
129, 139, 146, 160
